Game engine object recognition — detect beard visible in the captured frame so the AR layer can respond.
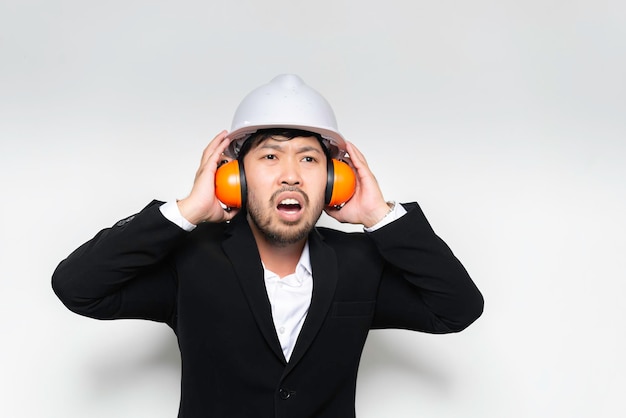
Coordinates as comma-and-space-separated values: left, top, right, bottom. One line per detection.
246, 187, 324, 247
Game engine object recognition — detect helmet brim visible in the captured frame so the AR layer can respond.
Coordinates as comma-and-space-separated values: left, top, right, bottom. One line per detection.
226, 124, 348, 160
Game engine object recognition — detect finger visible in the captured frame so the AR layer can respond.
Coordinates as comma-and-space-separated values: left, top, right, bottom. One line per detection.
200, 130, 230, 166
200, 131, 229, 163
345, 141, 369, 169
213, 131, 233, 156
346, 143, 378, 183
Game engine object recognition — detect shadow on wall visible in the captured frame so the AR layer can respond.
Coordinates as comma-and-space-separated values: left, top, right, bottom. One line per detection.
358, 330, 453, 395
84, 327, 181, 394
80, 327, 452, 401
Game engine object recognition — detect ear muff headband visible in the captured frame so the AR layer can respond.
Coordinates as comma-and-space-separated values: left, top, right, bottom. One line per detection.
215, 158, 355, 209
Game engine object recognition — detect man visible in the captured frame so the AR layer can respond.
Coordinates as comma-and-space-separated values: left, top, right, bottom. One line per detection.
52, 74, 483, 417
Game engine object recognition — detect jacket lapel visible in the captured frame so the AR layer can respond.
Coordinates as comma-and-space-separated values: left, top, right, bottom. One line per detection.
221, 214, 339, 369
284, 229, 338, 373
221, 212, 286, 363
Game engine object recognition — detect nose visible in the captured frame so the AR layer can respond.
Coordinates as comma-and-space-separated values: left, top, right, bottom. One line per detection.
279, 158, 301, 186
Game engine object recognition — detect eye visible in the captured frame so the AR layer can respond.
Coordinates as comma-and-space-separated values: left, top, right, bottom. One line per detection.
263, 154, 277, 160
301, 156, 316, 163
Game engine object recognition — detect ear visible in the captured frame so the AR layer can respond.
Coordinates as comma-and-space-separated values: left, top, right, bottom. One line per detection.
215, 160, 246, 208
326, 159, 356, 207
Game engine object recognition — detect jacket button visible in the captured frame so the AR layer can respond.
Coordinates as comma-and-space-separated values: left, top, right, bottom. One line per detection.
279, 388, 291, 400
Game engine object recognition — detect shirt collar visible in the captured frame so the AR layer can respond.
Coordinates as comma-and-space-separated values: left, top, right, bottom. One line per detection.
297, 240, 312, 278
263, 240, 312, 284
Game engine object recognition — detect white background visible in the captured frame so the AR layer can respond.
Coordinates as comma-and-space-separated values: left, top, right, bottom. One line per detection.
1, 1, 625, 417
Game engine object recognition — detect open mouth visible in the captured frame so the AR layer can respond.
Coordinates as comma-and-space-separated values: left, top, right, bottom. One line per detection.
277, 198, 302, 213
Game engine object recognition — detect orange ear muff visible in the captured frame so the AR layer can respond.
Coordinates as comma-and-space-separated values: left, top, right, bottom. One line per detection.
215, 160, 246, 208
217, 158, 354, 209
325, 159, 356, 207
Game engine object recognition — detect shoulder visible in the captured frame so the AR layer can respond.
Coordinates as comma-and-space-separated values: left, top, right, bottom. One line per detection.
185, 221, 230, 247
314, 225, 366, 242
314, 226, 377, 257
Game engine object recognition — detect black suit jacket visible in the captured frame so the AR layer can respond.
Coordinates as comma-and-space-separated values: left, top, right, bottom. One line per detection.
52, 201, 483, 418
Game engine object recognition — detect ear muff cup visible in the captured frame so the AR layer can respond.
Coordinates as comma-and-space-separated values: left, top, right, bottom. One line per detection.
215, 158, 355, 209
214, 160, 247, 208
325, 159, 356, 207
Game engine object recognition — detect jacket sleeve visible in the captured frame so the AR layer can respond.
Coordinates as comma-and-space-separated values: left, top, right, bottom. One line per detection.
369, 202, 484, 333
51, 200, 188, 326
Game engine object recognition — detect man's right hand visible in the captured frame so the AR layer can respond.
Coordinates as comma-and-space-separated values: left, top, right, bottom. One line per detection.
177, 131, 240, 225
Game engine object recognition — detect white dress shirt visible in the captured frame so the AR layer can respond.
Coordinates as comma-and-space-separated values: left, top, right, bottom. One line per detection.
159, 201, 406, 361
262, 243, 312, 361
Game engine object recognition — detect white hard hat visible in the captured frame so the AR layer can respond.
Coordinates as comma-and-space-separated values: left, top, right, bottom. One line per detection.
227, 74, 347, 159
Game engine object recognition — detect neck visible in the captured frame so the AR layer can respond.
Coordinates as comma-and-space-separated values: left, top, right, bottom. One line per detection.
249, 224, 307, 278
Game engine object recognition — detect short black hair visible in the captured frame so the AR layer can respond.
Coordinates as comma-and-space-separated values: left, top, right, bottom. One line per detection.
237, 128, 331, 162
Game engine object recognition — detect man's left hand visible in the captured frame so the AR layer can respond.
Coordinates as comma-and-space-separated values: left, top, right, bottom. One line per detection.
325, 141, 391, 228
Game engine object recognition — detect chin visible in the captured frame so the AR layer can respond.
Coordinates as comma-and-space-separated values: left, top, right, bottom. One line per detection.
263, 222, 314, 246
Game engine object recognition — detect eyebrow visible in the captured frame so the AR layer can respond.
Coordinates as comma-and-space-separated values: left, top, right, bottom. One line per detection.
256, 143, 324, 154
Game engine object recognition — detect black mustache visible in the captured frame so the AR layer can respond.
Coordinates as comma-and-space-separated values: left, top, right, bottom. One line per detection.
271, 186, 309, 205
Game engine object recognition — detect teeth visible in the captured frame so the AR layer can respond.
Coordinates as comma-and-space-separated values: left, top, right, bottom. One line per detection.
280, 198, 299, 205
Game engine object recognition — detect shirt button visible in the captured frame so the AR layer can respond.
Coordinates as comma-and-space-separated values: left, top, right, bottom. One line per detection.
278, 327, 285, 334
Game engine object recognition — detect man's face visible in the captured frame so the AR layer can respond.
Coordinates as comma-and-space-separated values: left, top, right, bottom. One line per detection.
243, 135, 328, 246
